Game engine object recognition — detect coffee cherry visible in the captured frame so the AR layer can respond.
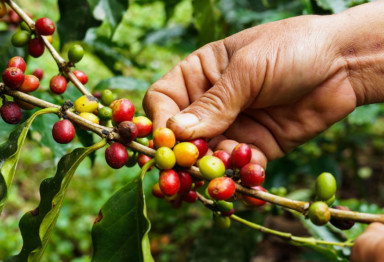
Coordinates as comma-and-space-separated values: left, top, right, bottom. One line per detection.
72, 70, 88, 85
315, 172, 337, 201
117, 121, 138, 143
0, 1, 7, 18
182, 190, 198, 203
155, 147, 176, 170
35, 17, 55, 35
75, 95, 99, 113
136, 137, 149, 147
7, 56, 26, 73
208, 177, 236, 201
79, 112, 99, 125
221, 208, 235, 217
148, 139, 154, 149
330, 206, 355, 230
198, 156, 225, 180
32, 68, 44, 80
213, 213, 231, 229
240, 163, 265, 187
98, 106, 112, 121
105, 143, 128, 169
8, 9, 20, 24
189, 138, 209, 158
137, 153, 152, 168
153, 127, 176, 149
111, 98, 135, 124
20, 21, 31, 32
324, 195, 335, 206
152, 183, 164, 199
46, 35, 53, 44
2, 67, 25, 89
93, 91, 102, 99
15, 97, 35, 110
216, 200, 234, 213
231, 143, 252, 169
240, 186, 266, 207
11, 30, 30, 47
125, 150, 138, 167
212, 150, 231, 169
28, 37, 45, 58
178, 172, 192, 194
165, 193, 183, 209
19, 75, 39, 93
52, 120, 75, 144
159, 170, 180, 196
100, 89, 114, 106
68, 44, 84, 63
173, 142, 199, 167
0, 102, 22, 124
308, 201, 331, 226
49, 75, 67, 94
194, 180, 204, 189
132, 116, 152, 138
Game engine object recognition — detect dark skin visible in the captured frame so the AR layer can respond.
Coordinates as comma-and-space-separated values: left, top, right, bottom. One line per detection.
143, 2, 384, 261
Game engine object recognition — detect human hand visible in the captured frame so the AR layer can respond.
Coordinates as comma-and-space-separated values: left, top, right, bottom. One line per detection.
143, 2, 384, 168
351, 223, 384, 262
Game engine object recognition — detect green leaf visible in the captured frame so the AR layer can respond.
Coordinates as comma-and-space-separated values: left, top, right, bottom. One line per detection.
57, 0, 101, 46
91, 159, 155, 262
92, 0, 129, 35
75, 126, 96, 165
6, 139, 107, 262
315, 0, 348, 13
0, 108, 59, 214
93, 76, 149, 92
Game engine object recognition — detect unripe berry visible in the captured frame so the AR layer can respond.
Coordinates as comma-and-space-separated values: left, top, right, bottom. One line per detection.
153, 127, 176, 149
136, 137, 149, 147
79, 112, 99, 125
19, 75, 39, 93
35, 17, 55, 35
100, 89, 114, 106
117, 121, 138, 143
68, 44, 84, 63
216, 200, 234, 213
32, 68, 44, 80
213, 213, 231, 229
52, 120, 75, 144
152, 183, 164, 199
178, 172, 192, 194
308, 201, 331, 226
11, 30, 31, 47
231, 143, 252, 169
132, 116, 152, 138
2, 67, 25, 89
7, 56, 26, 73
173, 142, 199, 167
72, 70, 88, 85
74, 95, 99, 113
105, 143, 128, 169
155, 147, 176, 170
208, 177, 236, 201
0, 102, 22, 124
28, 38, 45, 58
198, 156, 225, 180
111, 98, 135, 123
315, 172, 337, 201
240, 163, 265, 187
125, 150, 138, 167
240, 186, 266, 207
212, 150, 231, 169
0, 1, 7, 18
189, 138, 209, 158
159, 170, 180, 196
50, 75, 67, 94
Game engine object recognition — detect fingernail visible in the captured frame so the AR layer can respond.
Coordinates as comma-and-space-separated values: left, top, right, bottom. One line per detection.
170, 113, 199, 128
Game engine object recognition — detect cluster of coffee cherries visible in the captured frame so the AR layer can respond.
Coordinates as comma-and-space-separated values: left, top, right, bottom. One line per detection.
1, 56, 42, 124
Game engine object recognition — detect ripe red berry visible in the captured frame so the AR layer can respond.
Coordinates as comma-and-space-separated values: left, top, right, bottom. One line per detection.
32, 68, 44, 80
52, 119, 75, 144
240, 163, 265, 187
240, 186, 266, 207
182, 190, 198, 203
50, 75, 67, 94
221, 208, 235, 217
7, 56, 26, 72
72, 70, 88, 85
137, 153, 152, 168
194, 180, 204, 189
132, 116, 152, 138
207, 177, 236, 201
105, 143, 128, 169
231, 143, 252, 169
152, 183, 164, 199
178, 172, 192, 194
28, 37, 45, 58
117, 121, 138, 143
111, 98, 135, 124
19, 75, 40, 93
35, 17, 55, 36
189, 138, 209, 158
159, 170, 180, 196
93, 91, 101, 99
0, 102, 22, 124
2, 67, 25, 89
212, 150, 231, 169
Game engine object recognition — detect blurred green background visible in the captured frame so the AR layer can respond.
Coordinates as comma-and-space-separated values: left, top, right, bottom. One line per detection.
1, 0, 384, 261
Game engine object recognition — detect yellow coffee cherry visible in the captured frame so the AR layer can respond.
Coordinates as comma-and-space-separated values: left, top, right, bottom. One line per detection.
79, 112, 99, 125
75, 95, 99, 113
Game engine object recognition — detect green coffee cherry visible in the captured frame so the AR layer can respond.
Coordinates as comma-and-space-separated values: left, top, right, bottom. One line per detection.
20, 21, 31, 32
216, 200, 233, 213
308, 201, 331, 226
315, 172, 336, 201
213, 213, 231, 229
68, 44, 84, 63
325, 195, 335, 206
11, 31, 31, 47
136, 137, 149, 147
98, 106, 112, 121
155, 147, 176, 170
101, 89, 114, 106
125, 150, 138, 167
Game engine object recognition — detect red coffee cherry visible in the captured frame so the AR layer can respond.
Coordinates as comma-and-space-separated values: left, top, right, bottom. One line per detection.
183, 190, 198, 203
132, 116, 152, 138
19, 75, 39, 93
117, 121, 138, 143
2, 67, 25, 89
153, 127, 176, 149
148, 139, 154, 149
105, 143, 128, 169
73, 70, 88, 85
240, 185, 266, 207
0, 102, 22, 124
50, 75, 67, 94
159, 169, 180, 196
32, 68, 44, 80
207, 177, 236, 201
193, 180, 204, 189
231, 143, 252, 169
221, 208, 235, 217
240, 163, 265, 187
35, 17, 55, 36
212, 150, 231, 169
52, 119, 75, 144
152, 183, 164, 199
7, 56, 26, 73
28, 37, 45, 58
111, 98, 135, 124
137, 153, 152, 168
178, 172, 193, 194
189, 138, 208, 158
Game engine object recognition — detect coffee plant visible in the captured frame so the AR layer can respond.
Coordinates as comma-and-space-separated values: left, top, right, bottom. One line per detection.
0, 0, 383, 261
